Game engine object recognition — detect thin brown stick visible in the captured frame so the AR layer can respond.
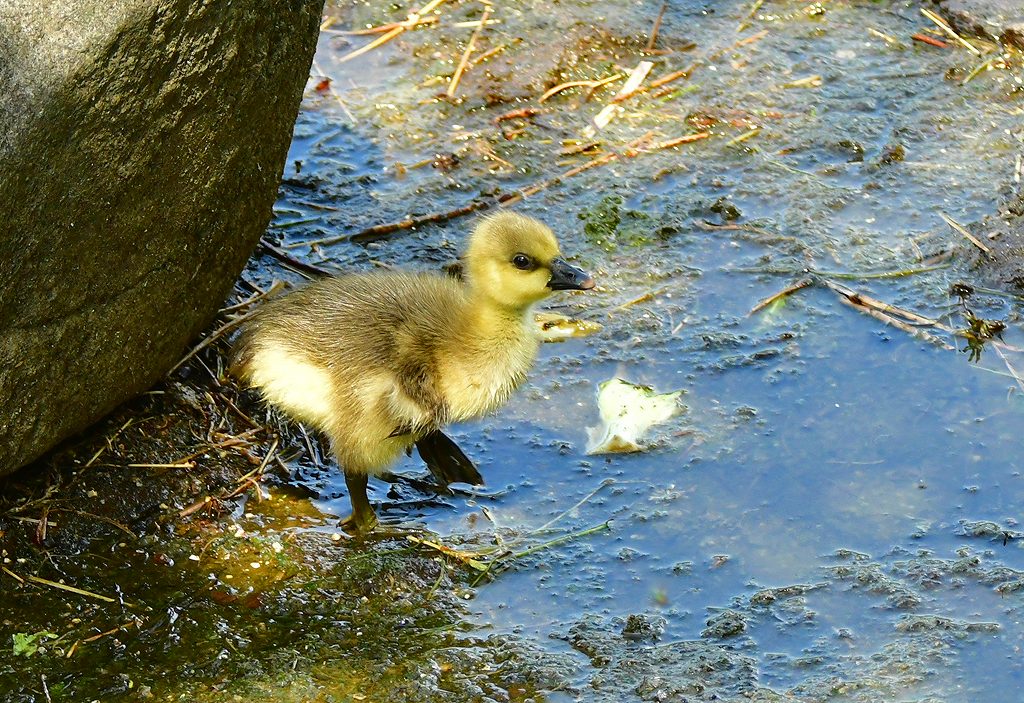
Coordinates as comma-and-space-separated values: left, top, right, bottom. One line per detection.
447, 7, 490, 98
310, 59, 357, 124
939, 212, 990, 254
218, 282, 280, 315
494, 107, 542, 123
296, 201, 495, 247
300, 133, 661, 244
820, 279, 938, 326
260, 238, 336, 276
84, 418, 135, 469
645, 66, 693, 92
920, 8, 981, 55
338, 0, 448, 63
468, 42, 510, 67
748, 278, 813, 315
49, 509, 138, 539
222, 439, 279, 499
82, 621, 135, 644
705, 28, 767, 64
646, 2, 667, 52
737, 0, 764, 31
912, 33, 950, 49
327, 15, 438, 35
169, 307, 263, 375
25, 575, 116, 603
2, 565, 25, 584
646, 132, 711, 150
507, 131, 655, 205
539, 74, 623, 103
836, 296, 954, 349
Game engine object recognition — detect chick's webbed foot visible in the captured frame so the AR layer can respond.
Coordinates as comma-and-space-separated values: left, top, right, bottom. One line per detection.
415, 430, 483, 488
338, 470, 378, 534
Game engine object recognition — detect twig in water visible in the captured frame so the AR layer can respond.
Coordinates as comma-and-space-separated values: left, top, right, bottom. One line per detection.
49, 509, 138, 539
506, 131, 656, 205
494, 107, 542, 122
835, 295, 953, 349
2, 565, 25, 583
539, 74, 623, 103
260, 238, 337, 277
355, 201, 496, 243
296, 201, 495, 247
868, 27, 901, 46
338, 0, 448, 63
511, 521, 611, 559
26, 575, 116, 603
468, 41, 513, 68
737, 0, 764, 32
82, 621, 136, 644
809, 265, 950, 280
912, 33, 950, 49
708, 29, 768, 62
920, 8, 982, 55
645, 66, 695, 92
531, 478, 615, 534
962, 57, 995, 84
725, 127, 761, 147
748, 277, 813, 316
310, 59, 357, 124
820, 279, 938, 326
939, 212, 990, 255
219, 281, 285, 314
646, 2, 667, 51
325, 14, 437, 35
782, 75, 822, 89
447, 7, 491, 98
170, 307, 263, 375
820, 279, 954, 349
407, 535, 489, 570
646, 132, 711, 150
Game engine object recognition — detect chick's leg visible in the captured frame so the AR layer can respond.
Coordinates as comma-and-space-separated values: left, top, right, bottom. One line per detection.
339, 470, 378, 534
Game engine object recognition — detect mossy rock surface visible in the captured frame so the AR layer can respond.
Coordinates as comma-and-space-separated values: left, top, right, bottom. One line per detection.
0, 0, 324, 473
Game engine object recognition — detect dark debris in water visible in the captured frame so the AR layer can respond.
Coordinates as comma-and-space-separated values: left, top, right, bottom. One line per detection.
554, 614, 768, 702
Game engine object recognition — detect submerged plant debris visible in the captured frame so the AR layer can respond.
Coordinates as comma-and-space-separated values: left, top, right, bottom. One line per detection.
4, 0, 1024, 700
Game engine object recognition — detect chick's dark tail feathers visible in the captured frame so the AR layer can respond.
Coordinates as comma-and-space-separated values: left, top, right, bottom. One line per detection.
416, 430, 484, 488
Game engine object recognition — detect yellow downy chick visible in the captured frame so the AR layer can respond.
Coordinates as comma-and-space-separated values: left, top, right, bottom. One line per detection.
231, 211, 594, 532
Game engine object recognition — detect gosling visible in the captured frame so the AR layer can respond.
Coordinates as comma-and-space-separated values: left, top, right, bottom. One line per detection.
231, 212, 594, 532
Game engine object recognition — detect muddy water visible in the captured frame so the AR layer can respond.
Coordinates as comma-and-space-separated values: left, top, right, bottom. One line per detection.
276, 0, 1024, 699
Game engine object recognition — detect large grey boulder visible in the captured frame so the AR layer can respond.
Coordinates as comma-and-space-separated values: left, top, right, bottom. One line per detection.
0, 0, 324, 474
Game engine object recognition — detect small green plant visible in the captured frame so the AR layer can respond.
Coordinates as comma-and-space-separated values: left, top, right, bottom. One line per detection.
950, 283, 1006, 362
12, 630, 58, 657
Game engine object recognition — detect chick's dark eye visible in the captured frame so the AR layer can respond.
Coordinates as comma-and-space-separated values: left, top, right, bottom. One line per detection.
512, 253, 532, 270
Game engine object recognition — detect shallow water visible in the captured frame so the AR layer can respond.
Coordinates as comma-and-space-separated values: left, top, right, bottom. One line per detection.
4, 1, 1024, 700
265, 0, 1024, 698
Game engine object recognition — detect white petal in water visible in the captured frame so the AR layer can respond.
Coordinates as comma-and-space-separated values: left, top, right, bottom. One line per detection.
586, 378, 684, 454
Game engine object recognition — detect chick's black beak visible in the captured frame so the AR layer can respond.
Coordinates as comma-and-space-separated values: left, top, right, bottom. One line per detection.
548, 257, 595, 291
